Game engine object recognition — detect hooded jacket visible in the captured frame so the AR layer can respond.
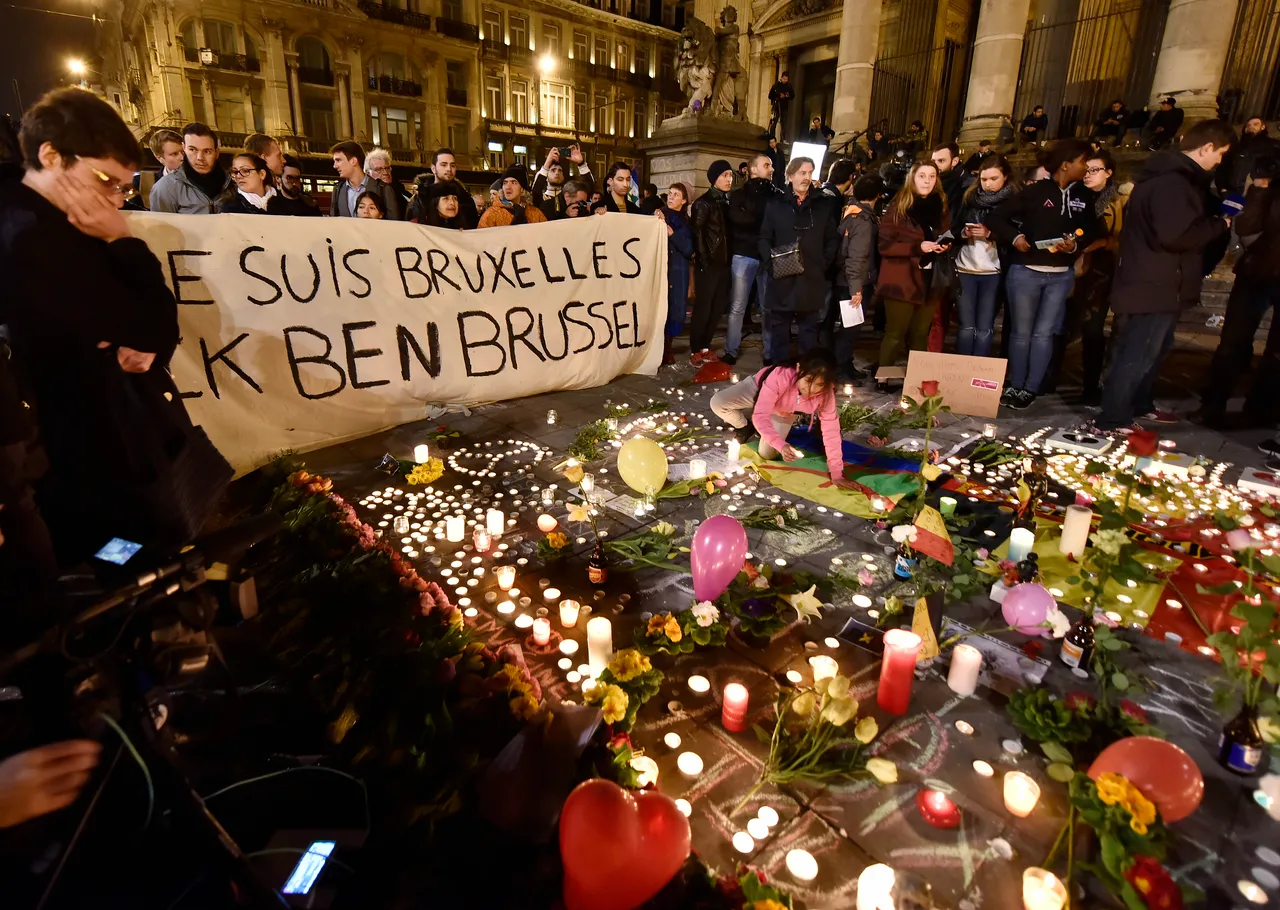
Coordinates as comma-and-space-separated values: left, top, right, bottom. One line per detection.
1110, 150, 1229, 314
727, 177, 783, 259
987, 178, 1101, 269
837, 203, 879, 290
149, 162, 232, 215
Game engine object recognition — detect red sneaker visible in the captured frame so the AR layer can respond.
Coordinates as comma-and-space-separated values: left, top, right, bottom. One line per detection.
690, 350, 706, 366
701, 350, 720, 363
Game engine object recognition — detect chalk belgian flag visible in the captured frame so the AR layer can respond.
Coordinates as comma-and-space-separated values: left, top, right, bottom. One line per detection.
911, 505, 954, 566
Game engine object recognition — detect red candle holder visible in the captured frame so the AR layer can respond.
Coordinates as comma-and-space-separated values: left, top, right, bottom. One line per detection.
916, 788, 961, 828
722, 683, 749, 732
877, 628, 922, 715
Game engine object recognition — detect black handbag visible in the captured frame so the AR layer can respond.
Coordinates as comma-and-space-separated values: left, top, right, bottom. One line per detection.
770, 206, 816, 278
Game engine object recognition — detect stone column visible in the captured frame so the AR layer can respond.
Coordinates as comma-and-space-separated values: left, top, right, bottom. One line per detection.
336, 71, 352, 138
957, 0, 1032, 147
287, 61, 305, 136
830, 0, 882, 139
1148, 0, 1239, 126
260, 22, 291, 135
348, 44, 370, 142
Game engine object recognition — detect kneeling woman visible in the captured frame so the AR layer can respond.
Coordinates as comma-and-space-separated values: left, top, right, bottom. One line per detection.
710, 350, 856, 490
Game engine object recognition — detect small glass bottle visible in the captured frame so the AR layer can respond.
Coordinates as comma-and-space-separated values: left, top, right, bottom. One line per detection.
893, 542, 916, 580
1217, 705, 1265, 775
1060, 611, 1095, 670
588, 544, 609, 585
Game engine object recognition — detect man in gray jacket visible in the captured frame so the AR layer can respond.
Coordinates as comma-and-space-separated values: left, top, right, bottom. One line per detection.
832, 175, 882, 384
148, 122, 231, 214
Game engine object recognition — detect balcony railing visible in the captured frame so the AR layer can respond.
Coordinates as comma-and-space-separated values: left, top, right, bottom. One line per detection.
220, 131, 249, 149
183, 45, 262, 73
481, 40, 509, 60
624, 70, 652, 89
297, 66, 335, 86
359, 1, 431, 30
510, 46, 533, 66
436, 17, 479, 42
446, 87, 468, 106
369, 74, 424, 97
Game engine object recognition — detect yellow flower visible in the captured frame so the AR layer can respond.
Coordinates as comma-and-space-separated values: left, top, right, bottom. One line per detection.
647, 614, 671, 638
509, 691, 541, 721
748, 902, 789, 910
826, 674, 851, 701
784, 585, 825, 623
855, 716, 879, 744
563, 461, 585, 484
866, 757, 898, 784
821, 696, 858, 727
599, 685, 629, 724
406, 457, 444, 485
547, 532, 569, 550
704, 480, 715, 494
608, 648, 653, 682
664, 615, 683, 642
791, 691, 816, 717
567, 502, 592, 524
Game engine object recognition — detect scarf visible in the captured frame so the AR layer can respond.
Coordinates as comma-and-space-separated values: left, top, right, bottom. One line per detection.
907, 193, 944, 235
238, 186, 276, 211
498, 196, 528, 225
182, 158, 228, 202
966, 183, 1017, 220
1094, 182, 1119, 217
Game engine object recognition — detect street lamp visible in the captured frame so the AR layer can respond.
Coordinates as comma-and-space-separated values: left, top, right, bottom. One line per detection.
538, 54, 555, 76
66, 58, 87, 76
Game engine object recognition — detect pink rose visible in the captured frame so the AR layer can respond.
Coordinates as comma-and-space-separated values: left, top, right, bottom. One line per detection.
1227, 528, 1260, 551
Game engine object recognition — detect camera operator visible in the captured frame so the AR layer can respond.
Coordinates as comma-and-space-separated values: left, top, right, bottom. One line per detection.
0, 88, 230, 567
543, 179, 590, 221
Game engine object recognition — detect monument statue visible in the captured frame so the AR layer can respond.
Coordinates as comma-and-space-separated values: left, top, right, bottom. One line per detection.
711, 7, 744, 119
676, 7, 744, 119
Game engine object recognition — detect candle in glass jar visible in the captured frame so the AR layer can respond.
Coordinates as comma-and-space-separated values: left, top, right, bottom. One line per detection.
689, 459, 707, 480
1022, 867, 1067, 910
532, 618, 551, 647
946, 643, 983, 696
1059, 504, 1091, 559
413, 443, 430, 463
722, 682, 750, 732
473, 527, 492, 552
1008, 527, 1035, 563
541, 488, 555, 506
1003, 771, 1041, 817
559, 599, 581, 628
486, 509, 505, 536
581, 473, 595, 496
495, 565, 516, 590
726, 439, 741, 462
877, 629, 922, 715
586, 617, 612, 673
446, 515, 465, 542
983, 423, 997, 438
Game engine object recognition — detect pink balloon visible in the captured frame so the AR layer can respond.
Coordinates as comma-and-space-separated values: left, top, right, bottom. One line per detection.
1002, 582, 1055, 634
691, 515, 748, 602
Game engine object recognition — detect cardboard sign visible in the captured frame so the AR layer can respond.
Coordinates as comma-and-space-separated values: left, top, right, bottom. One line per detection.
903, 351, 1007, 418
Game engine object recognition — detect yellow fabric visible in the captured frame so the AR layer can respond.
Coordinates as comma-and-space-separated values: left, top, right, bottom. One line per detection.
741, 446, 886, 519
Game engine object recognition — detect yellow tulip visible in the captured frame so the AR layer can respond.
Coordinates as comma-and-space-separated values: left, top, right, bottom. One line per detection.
866, 758, 899, 784
821, 696, 858, 727
855, 716, 879, 744
791, 691, 816, 717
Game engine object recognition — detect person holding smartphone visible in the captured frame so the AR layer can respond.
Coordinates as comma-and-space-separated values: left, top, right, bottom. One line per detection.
988, 138, 1100, 409
953, 154, 1016, 356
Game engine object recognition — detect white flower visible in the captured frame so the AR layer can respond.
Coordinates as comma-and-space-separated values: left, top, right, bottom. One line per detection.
1089, 529, 1127, 556
1044, 603, 1071, 639
891, 524, 918, 544
691, 601, 720, 627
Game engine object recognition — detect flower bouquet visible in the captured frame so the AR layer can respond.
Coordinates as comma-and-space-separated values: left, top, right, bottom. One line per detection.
537, 530, 571, 562
583, 649, 664, 731
721, 563, 838, 642
1008, 684, 1161, 780
736, 673, 896, 814
634, 602, 729, 655
603, 521, 690, 572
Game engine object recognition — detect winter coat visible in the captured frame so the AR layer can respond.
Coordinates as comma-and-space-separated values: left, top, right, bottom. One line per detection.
767, 80, 794, 107
330, 176, 402, 219
216, 190, 320, 216
837, 203, 878, 290
149, 165, 232, 215
875, 194, 949, 305
1216, 130, 1278, 195
727, 177, 783, 259
987, 178, 1102, 269
1234, 183, 1280, 281
690, 188, 731, 267
766, 146, 787, 189
939, 168, 974, 223
408, 180, 480, 227
663, 206, 695, 320
954, 183, 1017, 274
757, 189, 838, 313
477, 200, 549, 228
1110, 150, 1230, 314
1020, 112, 1048, 139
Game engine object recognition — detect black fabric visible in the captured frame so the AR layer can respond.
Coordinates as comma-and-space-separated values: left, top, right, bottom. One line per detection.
938, 167, 973, 221
757, 190, 838, 313
727, 177, 782, 259
987, 178, 1101, 269
216, 191, 270, 215
707, 159, 733, 185
182, 158, 231, 204
1199, 275, 1280, 419
269, 193, 322, 217
502, 164, 529, 190
1234, 183, 1280, 281
690, 188, 731, 266
1109, 150, 1229, 314
690, 264, 729, 351
956, 184, 1017, 228
1216, 130, 1276, 195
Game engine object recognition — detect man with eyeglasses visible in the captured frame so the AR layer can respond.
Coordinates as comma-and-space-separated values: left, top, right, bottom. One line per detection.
148, 121, 231, 214
364, 147, 407, 220
0, 87, 198, 571
279, 154, 321, 216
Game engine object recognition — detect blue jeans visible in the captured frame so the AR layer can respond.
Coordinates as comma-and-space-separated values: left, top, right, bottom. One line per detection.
725, 255, 761, 357
955, 272, 1001, 357
1099, 312, 1178, 428
1006, 265, 1074, 392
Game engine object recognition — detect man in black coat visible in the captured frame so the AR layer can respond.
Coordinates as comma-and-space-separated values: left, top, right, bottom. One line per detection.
766, 136, 787, 189
767, 72, 794, 138
1097, 119, 1236, 431
1216, 116, 1276, 196
689, 160, 734, 365
0, 88, 193, 563
424, 147, 479, 228
1020, 106, 1048, 145
1090, 100, 1129, 147
1143, 98, 1184, 150
806, 116, 835, 145
723, 153, 783, 364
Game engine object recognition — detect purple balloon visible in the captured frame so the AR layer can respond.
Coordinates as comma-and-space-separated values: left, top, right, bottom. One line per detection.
1002, 582, 1055, 634
691, 515, 748, 602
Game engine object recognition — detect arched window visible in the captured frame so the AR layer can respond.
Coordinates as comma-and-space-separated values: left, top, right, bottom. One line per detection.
297, 37, 332, 73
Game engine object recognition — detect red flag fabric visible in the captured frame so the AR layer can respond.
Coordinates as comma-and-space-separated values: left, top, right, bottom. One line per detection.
912, 505, 955, 566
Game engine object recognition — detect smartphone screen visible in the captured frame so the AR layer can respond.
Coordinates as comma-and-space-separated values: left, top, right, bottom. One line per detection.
282, 841, 336, 895
95, 538, 143, 566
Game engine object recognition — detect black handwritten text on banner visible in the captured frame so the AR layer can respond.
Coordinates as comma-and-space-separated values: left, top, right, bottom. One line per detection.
127, 213, 667, 472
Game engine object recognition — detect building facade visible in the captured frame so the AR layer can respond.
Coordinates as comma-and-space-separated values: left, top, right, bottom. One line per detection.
106, 0, 685, 175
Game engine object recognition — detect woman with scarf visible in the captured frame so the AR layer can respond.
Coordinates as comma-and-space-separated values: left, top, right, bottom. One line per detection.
657, 182, 695, 364
217, 153, 318, 216
953, 154, 1017, 356
874, 161, 950, 375
424, 182, 468, 229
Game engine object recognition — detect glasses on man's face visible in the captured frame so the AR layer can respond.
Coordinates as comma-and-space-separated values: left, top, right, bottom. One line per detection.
230, 167, 262, 178
369, 165, 391, 175
88, 166, 138, 201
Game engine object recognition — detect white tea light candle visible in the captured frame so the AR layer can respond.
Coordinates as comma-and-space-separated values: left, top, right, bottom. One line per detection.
856, 864, 896, 910
495, 565, 516, 590
413, 443, 430, 463
1022, 867, 1067, 910
446, 515, 465, 542
785, 848, 818, 882
946, 643, 983, 696
532, 618, 551, 646
486, 509, 505, 536
586, 616, 613, 674
1003, 771, 1042, 817
559, 599, 581, 628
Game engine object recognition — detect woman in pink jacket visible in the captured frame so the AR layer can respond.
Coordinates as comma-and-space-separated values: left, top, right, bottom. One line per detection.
710, 350, 856, 490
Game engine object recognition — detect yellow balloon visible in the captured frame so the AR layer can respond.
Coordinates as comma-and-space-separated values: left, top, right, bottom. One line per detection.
617, 437, 668, 495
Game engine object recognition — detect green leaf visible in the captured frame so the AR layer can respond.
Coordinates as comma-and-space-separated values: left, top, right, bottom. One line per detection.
1085, 460, 1110, 475
1047, 762, 1076, 782
752, 723, 771, 744
1041, 741, 1074, 764
1100, 832, 1128, 880
1066, 575, 1081, 585
1103, 638, 1124, 651
1111, 672, 1130, 691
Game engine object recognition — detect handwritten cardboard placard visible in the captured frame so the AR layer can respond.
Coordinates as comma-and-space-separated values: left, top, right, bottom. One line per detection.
903, 351, 1007, 418
127, 212, 667, 473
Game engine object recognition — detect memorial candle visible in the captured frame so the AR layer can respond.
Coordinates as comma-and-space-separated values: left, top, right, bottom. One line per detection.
946, 643, 983, 696
877, 629, 922, 715
726, 439, 741, 462
581, 473, 595, 496
413, 443, 430, 463
689, 459, 707, 480
537, 514, 558, 533
856, 864, 896, 910
1022, 868, 1067, 910
938, 496, 957, 515
1003, 771, 1041, 817
722, 682, 749, 732
473, 527, 492, 552
1059, 504, 1091, 559
495, 565, 516, 590
586, 617, 612, 674
1008, 527, 1035, 563
446, 515, 465, 542
486, 509, 505, 537
559, 599, 581, 628
532, 618, 551, 647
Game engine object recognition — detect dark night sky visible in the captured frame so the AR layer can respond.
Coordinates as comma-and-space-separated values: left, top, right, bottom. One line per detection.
1, 1, 101, 121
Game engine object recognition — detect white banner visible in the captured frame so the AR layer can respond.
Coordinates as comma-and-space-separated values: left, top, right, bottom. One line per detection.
126, 212, 667, 473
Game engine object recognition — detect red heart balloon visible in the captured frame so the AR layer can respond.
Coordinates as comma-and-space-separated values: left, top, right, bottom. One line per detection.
1088, 735, 1204, 823
560, 779, 691, 910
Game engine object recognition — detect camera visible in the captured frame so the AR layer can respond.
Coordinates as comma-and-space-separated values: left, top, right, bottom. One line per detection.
568, 200, 591, 217
556, 146, 577, 164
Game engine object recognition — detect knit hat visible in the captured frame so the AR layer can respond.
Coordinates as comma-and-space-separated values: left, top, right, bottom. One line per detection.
489, 178, 503, 192
706, 159, 733, 184
502, 164, 529, 190
428, 181, 459, 201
